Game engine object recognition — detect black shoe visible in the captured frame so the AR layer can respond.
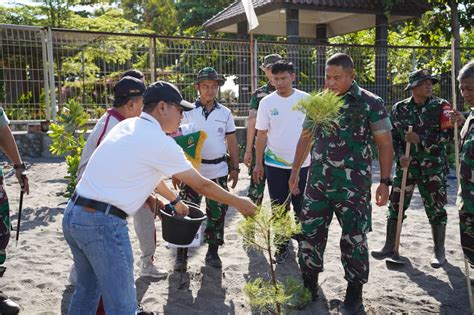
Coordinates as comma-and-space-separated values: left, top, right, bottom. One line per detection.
371, 219, 397, 259
0, 292, 20, 315
174, 248, 188, 272
302, 272, 319, 301
137, 303, 154, 315
205, 245, 222, 268
341, 282, 364, 315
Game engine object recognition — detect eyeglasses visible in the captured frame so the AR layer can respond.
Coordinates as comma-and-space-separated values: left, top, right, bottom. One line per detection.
166, 102, 183, 114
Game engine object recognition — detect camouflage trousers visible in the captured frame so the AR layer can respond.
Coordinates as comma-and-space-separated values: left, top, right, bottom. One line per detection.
299, 164, 371, 284
247, 148, 266, 206
179, 176, 228, 246
459, 181, 474, 265
388, 160, 447, 226
0, 175, 10, 265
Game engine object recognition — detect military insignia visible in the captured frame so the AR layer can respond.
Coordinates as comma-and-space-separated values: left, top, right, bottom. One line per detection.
187, 136, 194, 146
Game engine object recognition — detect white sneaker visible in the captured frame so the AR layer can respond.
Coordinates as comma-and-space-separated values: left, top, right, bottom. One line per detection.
140, 263, 168, 279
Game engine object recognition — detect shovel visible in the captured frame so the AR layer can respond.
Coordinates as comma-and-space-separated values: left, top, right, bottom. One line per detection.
386, 126, 412, 266
15, 185, 25, 246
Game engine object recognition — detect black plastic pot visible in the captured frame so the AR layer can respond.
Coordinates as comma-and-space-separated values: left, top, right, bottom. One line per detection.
160, 204, 206, 245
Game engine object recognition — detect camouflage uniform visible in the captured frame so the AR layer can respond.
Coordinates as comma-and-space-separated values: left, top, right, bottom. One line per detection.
179, 176, 228, 246
0, 109, 11, 265
388, 96, 452, 226
299, 82, 391, 284
247, 82, 275, 205
459, 110, 474, 264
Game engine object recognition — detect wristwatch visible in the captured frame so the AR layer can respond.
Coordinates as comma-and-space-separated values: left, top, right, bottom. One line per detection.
170, 195, 181, 206
230, 166, 240, 173
380, 177, 392, 186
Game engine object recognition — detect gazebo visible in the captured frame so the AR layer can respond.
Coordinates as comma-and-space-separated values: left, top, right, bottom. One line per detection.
204, 0, 431, 100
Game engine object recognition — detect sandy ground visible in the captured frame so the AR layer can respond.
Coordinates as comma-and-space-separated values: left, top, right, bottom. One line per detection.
0, 157, 471, 314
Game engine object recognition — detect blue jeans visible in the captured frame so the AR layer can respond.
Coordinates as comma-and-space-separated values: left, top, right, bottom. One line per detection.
62, 201, 137, 315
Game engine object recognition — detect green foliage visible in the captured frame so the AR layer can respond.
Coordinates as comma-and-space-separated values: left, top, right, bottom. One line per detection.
121, 0, 178, 35
238, 204, 309, 313
293, 89, 343, 134
49, 99, 89, 196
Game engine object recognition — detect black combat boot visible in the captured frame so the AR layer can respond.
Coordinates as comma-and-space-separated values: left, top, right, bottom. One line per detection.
430, 224, 447, 268
174, 248, 188, 272
302, 272, 319, 301
341, 282, 364, 315
371, 219, 398, 259
0, 291, 20, 315
205, 244, 222, 268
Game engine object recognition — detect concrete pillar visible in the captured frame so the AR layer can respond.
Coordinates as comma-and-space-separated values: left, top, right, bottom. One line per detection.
315, 23, 328, 89
286, 8, 299, 86
375, 14, 388, 102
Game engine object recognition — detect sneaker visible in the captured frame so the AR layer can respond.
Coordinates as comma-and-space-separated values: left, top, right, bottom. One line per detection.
137, 303, 154, 315
140, 263, 168, 279
274, 247, 289, 264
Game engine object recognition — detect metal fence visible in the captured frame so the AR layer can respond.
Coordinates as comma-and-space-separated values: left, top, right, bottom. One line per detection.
1, 24, 473, 121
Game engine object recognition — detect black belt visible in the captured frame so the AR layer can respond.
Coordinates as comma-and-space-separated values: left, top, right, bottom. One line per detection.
71, 192, 128, 220
201, 156, 227, 164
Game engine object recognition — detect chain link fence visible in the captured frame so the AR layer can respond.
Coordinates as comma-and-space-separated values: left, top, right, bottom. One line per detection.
1, 24, 473, 122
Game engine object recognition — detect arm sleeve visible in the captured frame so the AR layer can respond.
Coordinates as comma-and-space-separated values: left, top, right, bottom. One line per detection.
225, 110, 236, 134
249, 92, 258, 110
420, 101, 453, 148
0, 108, 10, 127
255, 99, 269, 131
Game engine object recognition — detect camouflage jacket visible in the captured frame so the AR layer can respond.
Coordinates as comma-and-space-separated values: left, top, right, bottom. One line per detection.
460, 110, 474, 202
391, 96, 453, 176
249, 82, 275, 111
304, 81, 391, 177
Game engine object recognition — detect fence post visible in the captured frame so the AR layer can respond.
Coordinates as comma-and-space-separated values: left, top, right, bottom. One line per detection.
46, 27, 57, 121
41, 29, 50, 121
150, 35, 156, 82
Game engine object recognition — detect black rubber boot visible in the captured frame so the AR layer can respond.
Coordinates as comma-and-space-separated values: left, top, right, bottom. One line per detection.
431, 224, 447, 268
341, 282, 364, 315
0, 292, 20, 315
302, 272, 319, 301
174, 248, 188, 272
371, 218, 398, 259
205, 244, 222, 268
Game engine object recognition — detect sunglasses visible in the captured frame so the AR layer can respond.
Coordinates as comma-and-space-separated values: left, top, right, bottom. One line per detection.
166, 102, 183, 114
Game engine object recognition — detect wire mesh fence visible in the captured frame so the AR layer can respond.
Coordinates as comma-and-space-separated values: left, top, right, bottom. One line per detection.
1, 24, 473, 121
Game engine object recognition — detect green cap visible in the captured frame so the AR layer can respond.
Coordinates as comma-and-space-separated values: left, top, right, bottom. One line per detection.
405, 69, 439, 91
196, 67, 225, 86
260, 54, 283, 70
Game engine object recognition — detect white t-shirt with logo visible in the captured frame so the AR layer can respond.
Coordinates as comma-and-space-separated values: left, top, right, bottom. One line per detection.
76, 112, 192, 216
181, 102, 236, 179
256, 88, 311, 169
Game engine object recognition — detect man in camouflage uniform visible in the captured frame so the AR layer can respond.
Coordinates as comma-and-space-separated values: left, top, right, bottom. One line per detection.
174, 67, 240, 270
244, 54, 282, 205
0, 107, 29, 314
372, 69, 453, 269
289, 53, 393, 313
451, 61, 474, 269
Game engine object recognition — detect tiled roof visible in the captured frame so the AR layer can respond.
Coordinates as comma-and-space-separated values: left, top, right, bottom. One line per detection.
203, 0, 431, 32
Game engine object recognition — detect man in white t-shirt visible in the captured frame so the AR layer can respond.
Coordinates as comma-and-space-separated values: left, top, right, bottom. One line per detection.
173, 67, 240, 271
254, 60, 310, 264
75, 73, 177, 283
62, 81, 256, 314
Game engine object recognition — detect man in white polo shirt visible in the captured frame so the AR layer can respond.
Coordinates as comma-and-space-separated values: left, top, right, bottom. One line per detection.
173, 67, 240, 271
253, 60, 311, 264
62, 81, 256, 314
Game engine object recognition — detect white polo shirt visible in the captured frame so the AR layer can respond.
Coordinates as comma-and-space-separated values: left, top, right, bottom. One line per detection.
77, 108, 125, 179
256, 88, 311, 169
181, 101, 236, 179
76, 112, 192, 216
